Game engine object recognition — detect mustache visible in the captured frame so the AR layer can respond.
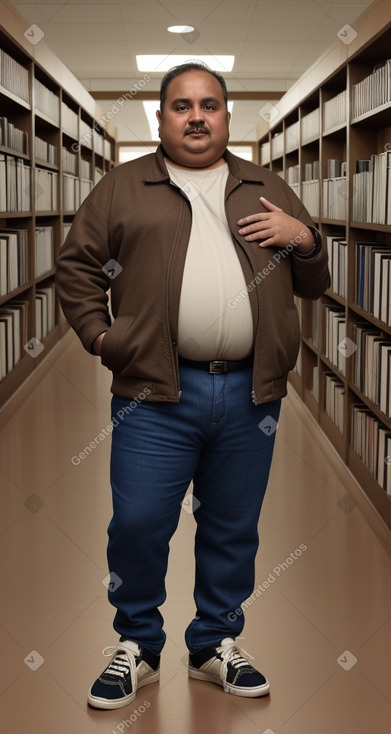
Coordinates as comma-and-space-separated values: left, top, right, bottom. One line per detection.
185, 125, 209, 135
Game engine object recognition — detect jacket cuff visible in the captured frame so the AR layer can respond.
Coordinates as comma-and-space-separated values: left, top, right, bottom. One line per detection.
293, 226, 322, 259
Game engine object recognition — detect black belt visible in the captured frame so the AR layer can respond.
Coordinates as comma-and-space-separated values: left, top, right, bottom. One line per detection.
178, 356, 253, 374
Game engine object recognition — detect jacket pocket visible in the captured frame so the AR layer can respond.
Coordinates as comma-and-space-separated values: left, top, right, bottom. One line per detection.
100, 315, 135, 373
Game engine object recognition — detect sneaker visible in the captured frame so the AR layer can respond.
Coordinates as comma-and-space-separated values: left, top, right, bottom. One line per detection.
87, 639, 160, 709
188, 637, 270, 697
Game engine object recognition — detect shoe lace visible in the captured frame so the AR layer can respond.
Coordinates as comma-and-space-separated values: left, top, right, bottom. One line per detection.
217, 641, 255, 677
101, 644, 137, 681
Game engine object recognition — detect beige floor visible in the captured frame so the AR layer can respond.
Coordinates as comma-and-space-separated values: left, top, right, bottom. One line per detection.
1, 329, 391, 734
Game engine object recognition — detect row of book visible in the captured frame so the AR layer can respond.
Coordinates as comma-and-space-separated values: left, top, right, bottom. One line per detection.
301, 180, 319, 220
0, 48, 29, 104
324, 372, 344, 432
271, 131, 284, 159
0, 229, 27, 296
0, 299, 28, 379
324, 305, 346, 376
304, 160, 319, 181
326, 235, 347, 299
35, 168, 59, 211
0, 284, 56, 380
62, 147, 77, 175
0, 116, 29, 155
61, 101, 78, 139
302, 108, 319, 143
80, 119, 93, 150
35, 136, 58, 165
0, 223, 74, 296
286, 121, 300, 152
0, 156, 96, 213
62, 222, 72, 243
352, 152, 391, 225
260, 141, 270, 166
323, 89, 347, 131
353, 323, 391, 417
0, 153, 31, 212
63, 173, 93, 211
322, 177, 348, 220
351, 60, 391, 119
80, 158, 92, 180
286, 164, 299, 185
327, 159, 346, 178
36, 284, 55, 340
35, 226, 54, 278
356, 242, 391, 325
351, 404, 391, 495
34, 78, 60, 125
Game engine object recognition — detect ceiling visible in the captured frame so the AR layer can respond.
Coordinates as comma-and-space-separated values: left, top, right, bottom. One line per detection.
10, 0, 373, 144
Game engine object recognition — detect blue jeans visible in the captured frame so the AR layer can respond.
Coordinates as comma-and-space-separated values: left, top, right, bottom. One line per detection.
108, 364, 281, 655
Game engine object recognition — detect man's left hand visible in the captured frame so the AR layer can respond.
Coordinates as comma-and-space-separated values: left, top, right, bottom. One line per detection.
237, 196, 314, 254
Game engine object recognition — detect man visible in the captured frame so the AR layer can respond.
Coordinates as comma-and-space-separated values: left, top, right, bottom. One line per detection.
56, 62, 329, 710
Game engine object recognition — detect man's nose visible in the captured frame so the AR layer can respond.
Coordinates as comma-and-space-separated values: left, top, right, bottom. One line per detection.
188, 106, 205, 123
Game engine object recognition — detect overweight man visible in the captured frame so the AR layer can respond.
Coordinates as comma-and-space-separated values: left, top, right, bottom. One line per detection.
56, 61, 329, 710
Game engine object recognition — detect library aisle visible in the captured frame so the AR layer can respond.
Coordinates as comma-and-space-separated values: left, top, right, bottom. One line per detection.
1, 329, 391, 734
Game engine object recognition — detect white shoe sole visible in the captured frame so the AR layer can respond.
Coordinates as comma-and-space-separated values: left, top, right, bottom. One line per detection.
188, 665, 270, 697
87, 669, 160, 710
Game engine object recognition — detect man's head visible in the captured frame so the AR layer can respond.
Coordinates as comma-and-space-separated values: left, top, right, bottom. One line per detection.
156, 62, 231, 170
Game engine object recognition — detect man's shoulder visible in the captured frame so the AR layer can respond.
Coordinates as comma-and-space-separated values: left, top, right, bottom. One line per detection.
225, 150, 286, 185
109, 151, 158, 177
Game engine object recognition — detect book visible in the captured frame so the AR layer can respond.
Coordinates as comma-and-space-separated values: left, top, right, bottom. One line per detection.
0, 229, 28, 295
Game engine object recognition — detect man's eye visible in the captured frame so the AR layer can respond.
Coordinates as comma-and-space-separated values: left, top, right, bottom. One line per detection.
204, 105, 214, 110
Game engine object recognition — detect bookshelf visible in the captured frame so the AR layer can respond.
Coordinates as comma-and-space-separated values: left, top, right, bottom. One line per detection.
0, 0, 116, 408
258, 0, 391, 528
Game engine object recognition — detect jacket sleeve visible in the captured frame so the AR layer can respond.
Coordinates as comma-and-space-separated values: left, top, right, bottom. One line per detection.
55, 181, 114, 354
290, 209, 330, 300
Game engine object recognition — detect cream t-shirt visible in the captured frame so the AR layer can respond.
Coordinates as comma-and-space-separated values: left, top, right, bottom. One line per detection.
166, 161, 254, 360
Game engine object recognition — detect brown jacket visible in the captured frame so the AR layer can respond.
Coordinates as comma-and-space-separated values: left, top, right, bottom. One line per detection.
56, 146, 329, 404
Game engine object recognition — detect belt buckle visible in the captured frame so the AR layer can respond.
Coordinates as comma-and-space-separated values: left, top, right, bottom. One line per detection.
209, 360, 227, 374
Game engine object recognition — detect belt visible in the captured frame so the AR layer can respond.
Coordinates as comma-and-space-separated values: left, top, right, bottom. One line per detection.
178, 356, 253, 374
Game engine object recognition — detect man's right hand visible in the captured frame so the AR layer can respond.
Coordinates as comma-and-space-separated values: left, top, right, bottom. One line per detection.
92, 332, 106, 356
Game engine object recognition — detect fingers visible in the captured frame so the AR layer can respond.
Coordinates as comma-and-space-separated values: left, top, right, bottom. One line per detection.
239, 224, 274, 242
237, 197, 283, 229
237, 212, 268, 227
259, 196, 283, 213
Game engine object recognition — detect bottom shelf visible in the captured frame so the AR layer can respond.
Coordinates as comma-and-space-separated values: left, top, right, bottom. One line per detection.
0, 321, 69, 411
348, 446, 391, 530
318, 407, 347, 462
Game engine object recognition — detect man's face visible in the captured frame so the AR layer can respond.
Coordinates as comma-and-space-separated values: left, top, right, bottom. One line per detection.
156, 70, 231, 169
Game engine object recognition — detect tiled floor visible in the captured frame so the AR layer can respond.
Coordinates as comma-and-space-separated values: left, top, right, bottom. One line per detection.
1, 329, 391, 734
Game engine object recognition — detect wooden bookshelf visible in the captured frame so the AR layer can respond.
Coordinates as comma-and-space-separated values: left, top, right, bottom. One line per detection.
258, 0, 391, 529
0, 0, 116, 409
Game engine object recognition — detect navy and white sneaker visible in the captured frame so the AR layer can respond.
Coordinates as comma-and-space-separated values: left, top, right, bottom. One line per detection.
88, 639, 160, 709
188, 637, 270, 697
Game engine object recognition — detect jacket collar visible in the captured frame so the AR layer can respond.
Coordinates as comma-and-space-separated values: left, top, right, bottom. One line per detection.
143, 144, 265, 184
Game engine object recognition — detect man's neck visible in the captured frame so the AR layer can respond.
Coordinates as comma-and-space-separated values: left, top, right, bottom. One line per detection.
164, 156, 226, 171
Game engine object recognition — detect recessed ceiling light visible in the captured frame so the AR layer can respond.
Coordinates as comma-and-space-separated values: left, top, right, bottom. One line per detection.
137, 55, 235, 73
167, 25, 195, 34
